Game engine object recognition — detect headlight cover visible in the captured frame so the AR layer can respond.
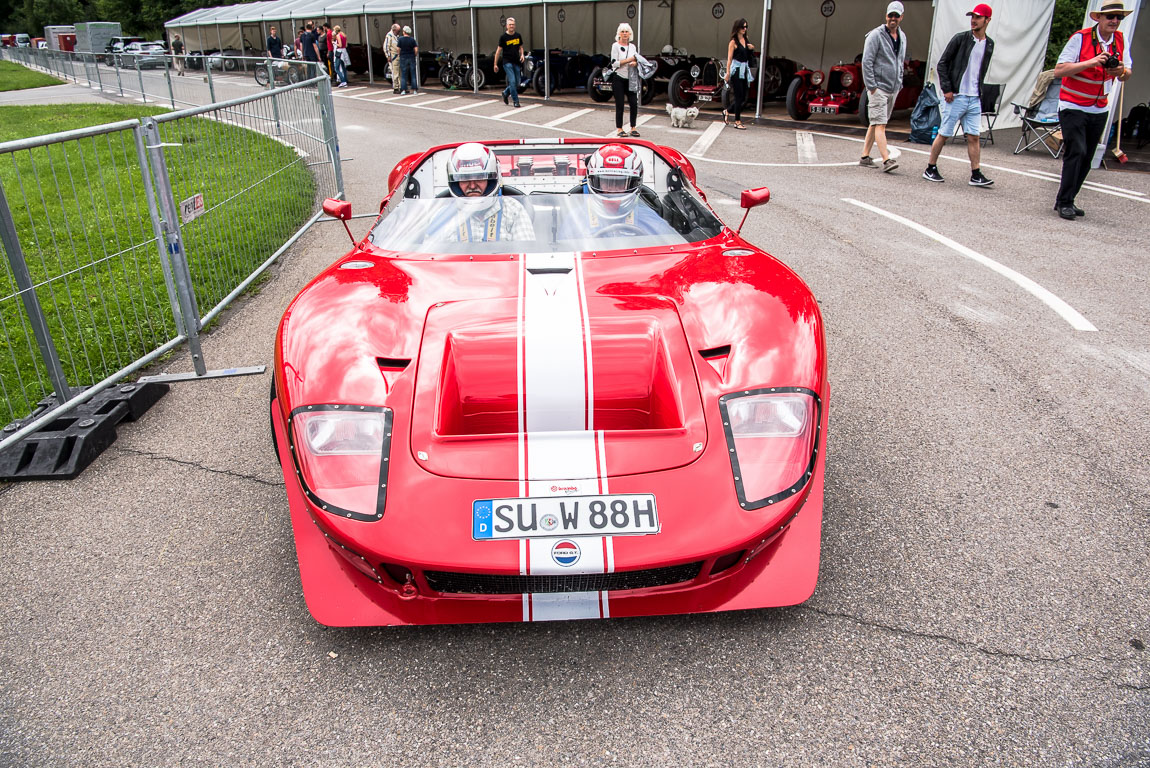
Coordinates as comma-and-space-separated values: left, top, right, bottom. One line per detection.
289, 404, 393, 522
811, 71, 825, 86
719, 388, 821, 510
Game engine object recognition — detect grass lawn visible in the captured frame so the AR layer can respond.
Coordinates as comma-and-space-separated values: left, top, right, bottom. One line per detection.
0, 60, 64, 91
0, 103, 315, 424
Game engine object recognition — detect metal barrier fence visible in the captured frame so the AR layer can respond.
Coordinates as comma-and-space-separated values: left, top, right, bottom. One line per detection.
0, 69, 343, 456
1, 45, 324, 110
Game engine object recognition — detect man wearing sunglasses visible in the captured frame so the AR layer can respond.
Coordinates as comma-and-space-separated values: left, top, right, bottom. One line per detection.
860, 1, 909, 173
1051, 1, 1133, 220
922, 4, 995, 187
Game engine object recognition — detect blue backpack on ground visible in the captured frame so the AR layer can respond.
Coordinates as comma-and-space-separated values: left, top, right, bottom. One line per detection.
909, 83, 941, 144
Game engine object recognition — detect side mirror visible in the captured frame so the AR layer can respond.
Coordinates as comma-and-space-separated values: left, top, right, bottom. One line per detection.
322, 197, 351, 220
322, 198, 355, 244
736, 187, 769, 234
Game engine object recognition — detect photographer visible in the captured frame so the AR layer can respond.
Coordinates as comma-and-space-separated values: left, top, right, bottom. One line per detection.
1052, 1, 1133, 220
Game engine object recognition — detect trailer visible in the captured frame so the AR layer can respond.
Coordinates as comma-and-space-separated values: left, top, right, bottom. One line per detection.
44, 25, 76, 51
73, 21, 120, 58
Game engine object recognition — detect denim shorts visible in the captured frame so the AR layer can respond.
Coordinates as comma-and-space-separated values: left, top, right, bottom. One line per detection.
939, 93, 982, 137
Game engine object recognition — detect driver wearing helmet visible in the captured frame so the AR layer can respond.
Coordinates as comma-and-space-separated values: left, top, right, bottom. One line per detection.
429, 143, 534, 243
558, 143, 667, 240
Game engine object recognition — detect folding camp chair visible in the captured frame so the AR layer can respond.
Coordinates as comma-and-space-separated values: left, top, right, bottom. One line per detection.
1012, 70, 1062, 158
979, 83, 1002, 145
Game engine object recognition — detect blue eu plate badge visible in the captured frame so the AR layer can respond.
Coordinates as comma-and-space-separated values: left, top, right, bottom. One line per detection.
473, 499, 494, 539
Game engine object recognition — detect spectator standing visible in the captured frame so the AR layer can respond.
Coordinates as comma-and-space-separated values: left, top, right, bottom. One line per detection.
332, 25, 348, 87
723, 18, 754, 130
1051, 1, 1133, 220
922, 4, 995, 186
860, 1, 908, 172
609, 23, 640, 138
385, 24, 402, 93
302, 22, 321, 67
171, 34, 184, 76
320, 23, 333, 81
494, 17, 525, 107
398, 26, 419, 94
295, 27, 304, 58
267, 26, 282, 59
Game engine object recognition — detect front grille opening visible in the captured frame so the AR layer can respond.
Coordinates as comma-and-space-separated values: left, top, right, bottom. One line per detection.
424, 562, 703, 595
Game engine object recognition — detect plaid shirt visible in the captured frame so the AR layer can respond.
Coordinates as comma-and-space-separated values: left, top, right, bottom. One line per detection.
450, 197, 534, 242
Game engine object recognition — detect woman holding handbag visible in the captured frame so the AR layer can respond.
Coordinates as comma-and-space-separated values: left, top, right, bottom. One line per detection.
723, 18, 755, 129
610, 23, 640, 137
332, 25, 349, 88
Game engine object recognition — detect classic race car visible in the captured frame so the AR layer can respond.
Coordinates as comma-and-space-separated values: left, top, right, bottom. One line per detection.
665, 52, 797, 109
786, 57, 926, 125
526, 48, 607, 97
272, 139, 829, 626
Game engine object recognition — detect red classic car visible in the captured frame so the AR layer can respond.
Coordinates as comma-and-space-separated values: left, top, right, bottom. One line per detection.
271, 139, 829, 626
787, 57, 925, 125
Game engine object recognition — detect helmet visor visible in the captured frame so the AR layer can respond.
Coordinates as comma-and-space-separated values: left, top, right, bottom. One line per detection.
589, 172, 640, 195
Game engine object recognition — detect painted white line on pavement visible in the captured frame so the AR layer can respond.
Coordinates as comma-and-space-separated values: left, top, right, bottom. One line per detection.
796, 131, 818, 164
448, 100, 493, 112
687, 155, 858, 167
636, 114, 654, 128
1025, 168, 1146, 196
546, 108, 592, 127
412, 95, 459, 107
687, 121, 724, 157
340, 86, 367, 94
493, 103, 540, 120
843, 197, 1097, 332
354, 92, 398, 101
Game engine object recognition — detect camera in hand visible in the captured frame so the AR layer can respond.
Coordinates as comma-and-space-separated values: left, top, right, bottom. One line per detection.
1102, 52, 1120, 69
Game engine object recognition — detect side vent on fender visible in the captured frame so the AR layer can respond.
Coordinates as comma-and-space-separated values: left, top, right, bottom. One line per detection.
698, 345, 731, 381
377, 357, 411, 394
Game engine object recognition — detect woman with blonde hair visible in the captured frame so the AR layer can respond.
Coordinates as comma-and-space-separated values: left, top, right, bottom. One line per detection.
609, 23, 640, 137
332, 24, 349, 87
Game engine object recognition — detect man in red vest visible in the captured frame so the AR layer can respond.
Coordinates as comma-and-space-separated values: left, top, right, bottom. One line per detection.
1052, 1, 1133, 220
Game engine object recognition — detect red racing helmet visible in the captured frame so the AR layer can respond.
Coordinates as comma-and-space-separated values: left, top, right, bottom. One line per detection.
586, 144, 643, 198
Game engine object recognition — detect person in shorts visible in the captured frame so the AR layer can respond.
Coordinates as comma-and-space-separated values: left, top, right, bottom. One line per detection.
923, 4, 995, 186
859, 1, 908, 172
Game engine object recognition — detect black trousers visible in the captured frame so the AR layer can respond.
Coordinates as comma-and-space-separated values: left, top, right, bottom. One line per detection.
1056, 108, 1108, 207
730, 75, 749, 121
613, 74, 637, 130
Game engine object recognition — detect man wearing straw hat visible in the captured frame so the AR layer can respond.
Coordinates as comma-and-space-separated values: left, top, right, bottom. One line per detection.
1051, 1, 1133, 220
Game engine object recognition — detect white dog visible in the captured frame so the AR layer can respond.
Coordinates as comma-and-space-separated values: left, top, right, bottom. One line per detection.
666, 103, 700, 129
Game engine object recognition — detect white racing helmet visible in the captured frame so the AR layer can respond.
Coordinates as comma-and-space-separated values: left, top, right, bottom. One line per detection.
447, 142, 501, 199
586, 143, 643, 217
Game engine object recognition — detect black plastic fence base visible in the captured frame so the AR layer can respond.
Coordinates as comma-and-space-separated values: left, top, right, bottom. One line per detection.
0, 382, 169, 481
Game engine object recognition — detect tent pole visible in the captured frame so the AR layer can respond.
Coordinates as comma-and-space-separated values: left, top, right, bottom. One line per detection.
754, 0, 769, 120
637, 0, 642, 51
543, 2, 550, 100
216, 23, 224, 65
471, 7, 478, 94
237, 21, 246, 72
365, 10, 374, 84
412, 10, 420, 91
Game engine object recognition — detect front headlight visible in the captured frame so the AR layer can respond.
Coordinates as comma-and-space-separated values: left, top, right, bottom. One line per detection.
840, 71, 854, 88
811, 70, 824, 86
290, 405, 392, 521
720, 389, 820, 510
690, 64, 700, 78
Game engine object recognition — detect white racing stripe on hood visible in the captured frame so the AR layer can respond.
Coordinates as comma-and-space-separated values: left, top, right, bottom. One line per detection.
518, 253, 614, 621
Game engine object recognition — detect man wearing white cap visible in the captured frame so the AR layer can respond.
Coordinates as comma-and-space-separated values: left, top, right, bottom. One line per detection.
1051, 1, 1133, 220
860, 1, 909, 172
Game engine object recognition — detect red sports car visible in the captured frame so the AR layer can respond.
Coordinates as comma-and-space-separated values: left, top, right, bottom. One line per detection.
271, 139, 829, 626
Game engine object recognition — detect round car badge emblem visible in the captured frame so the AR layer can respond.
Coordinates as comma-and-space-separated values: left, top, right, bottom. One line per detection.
551, 540, 581, 567
541, 513, 559, 532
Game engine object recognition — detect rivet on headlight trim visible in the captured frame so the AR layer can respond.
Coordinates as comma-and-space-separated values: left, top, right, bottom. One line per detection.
287, 404, 393, 523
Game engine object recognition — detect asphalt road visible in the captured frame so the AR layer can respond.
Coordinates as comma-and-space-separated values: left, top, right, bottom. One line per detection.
2, 77, 1148, 767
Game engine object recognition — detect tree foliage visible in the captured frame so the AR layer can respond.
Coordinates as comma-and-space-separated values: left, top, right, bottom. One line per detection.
1046, 0, 1089, 70
1, 0, 232, 37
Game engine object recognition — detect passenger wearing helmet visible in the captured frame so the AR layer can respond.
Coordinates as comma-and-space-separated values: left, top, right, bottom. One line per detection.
430, 143, 534, 243
558, 143, 668, 240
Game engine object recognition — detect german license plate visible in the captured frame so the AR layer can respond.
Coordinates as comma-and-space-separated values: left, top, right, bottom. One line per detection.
697, 94, 712, 102
473, 494, 658, 540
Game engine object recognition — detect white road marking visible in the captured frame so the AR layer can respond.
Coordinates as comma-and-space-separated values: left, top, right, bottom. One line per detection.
493, 103, 540, 120
339, 86, 366, 94
412, 95, 459, 107
796, 131, 818, 164
546, 108, 592, 127
635, 114, 654, 128
448, 100, 493, 113
843, 198, 1098, 332
687, 121, 724, 157
1025, 168, 1146, 196
354, 93, 397, 102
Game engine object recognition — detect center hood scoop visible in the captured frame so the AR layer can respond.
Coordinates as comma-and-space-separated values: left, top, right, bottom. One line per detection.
411, 292, 706, 481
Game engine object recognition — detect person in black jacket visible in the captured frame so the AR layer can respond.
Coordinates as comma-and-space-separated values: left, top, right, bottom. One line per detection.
922, 3, 995, 186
